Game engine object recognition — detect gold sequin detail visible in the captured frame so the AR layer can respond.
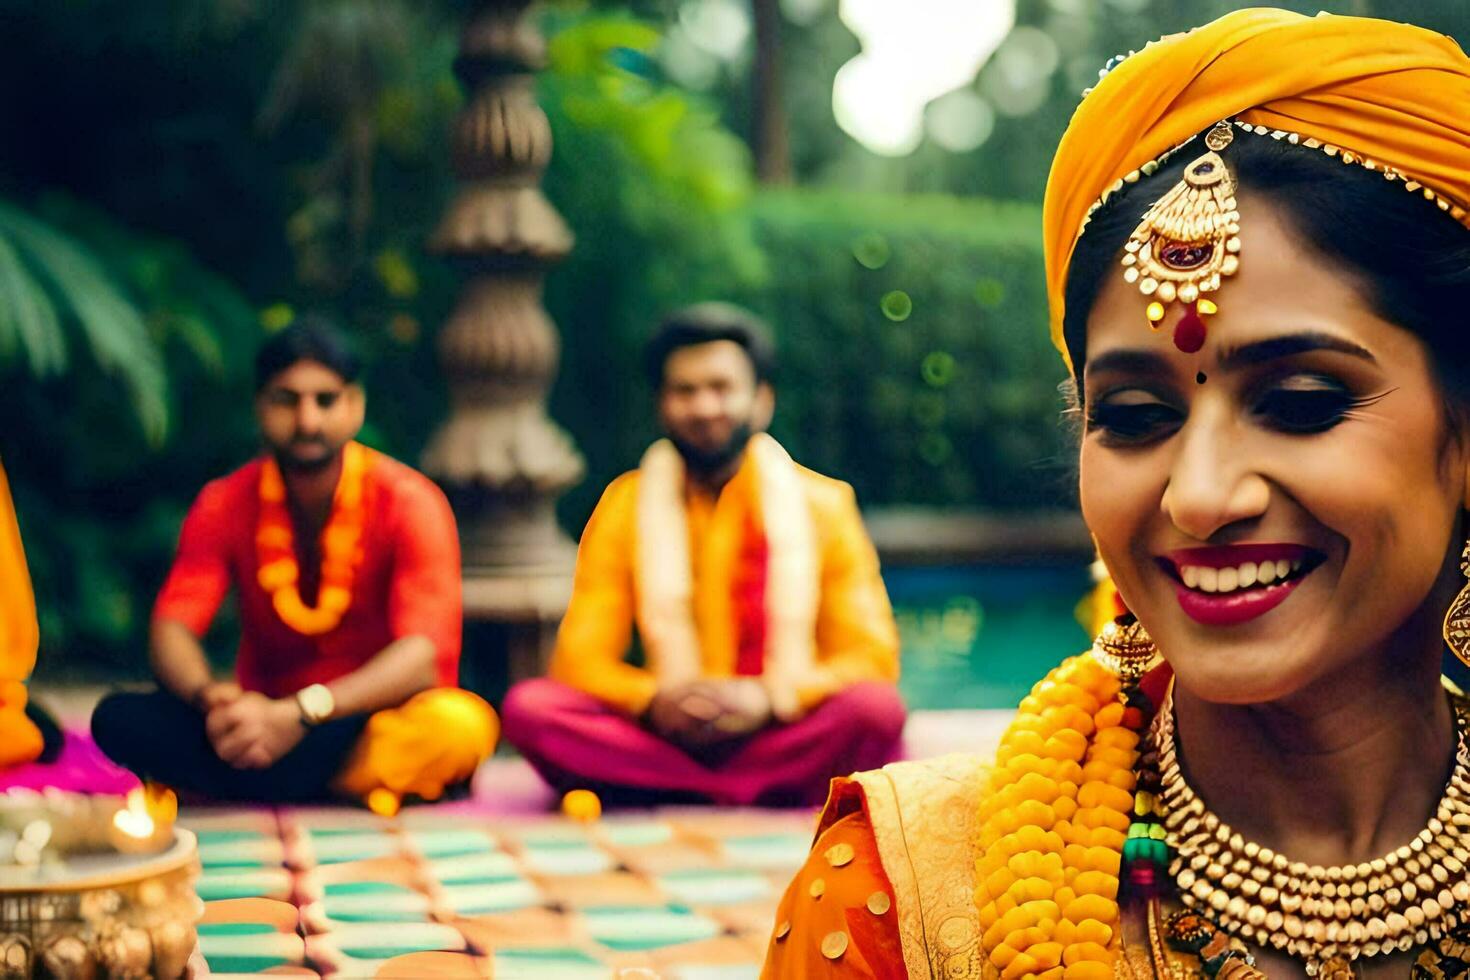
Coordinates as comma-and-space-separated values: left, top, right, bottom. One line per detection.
809, 878, 826, 899
822, 931, 849, 959
826, 842, 855, 867
867, 891, 892, 915
775, 920, 791, 940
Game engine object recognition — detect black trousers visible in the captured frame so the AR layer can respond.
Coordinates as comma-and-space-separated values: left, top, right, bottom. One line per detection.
91, 689, 369, 803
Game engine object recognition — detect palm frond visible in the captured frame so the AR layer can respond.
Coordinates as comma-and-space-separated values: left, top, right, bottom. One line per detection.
0, 230, 66, 375
0, 201, 169, 445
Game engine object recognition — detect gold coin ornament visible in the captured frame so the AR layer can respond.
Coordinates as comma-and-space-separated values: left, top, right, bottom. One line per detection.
826, 842, 855, 868
809, 877, 826, 900
867, 891, 892, 915
821, 931, 850, 960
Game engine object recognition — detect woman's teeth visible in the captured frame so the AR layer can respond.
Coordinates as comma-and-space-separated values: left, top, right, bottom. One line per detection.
1179, 559, 1302, 593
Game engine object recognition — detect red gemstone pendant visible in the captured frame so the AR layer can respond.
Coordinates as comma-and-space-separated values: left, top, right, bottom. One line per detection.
1158, 240, 1212, 271
1173, 304, 1207, 353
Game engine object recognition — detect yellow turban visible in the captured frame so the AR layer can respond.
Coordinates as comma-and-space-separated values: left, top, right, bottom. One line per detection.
1043, 7, 1470, 374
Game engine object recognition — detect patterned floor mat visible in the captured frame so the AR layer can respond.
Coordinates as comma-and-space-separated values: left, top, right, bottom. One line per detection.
183, 803, 815, 978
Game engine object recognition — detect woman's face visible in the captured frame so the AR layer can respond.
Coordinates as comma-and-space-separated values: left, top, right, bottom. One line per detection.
1080, 194, 1467, 704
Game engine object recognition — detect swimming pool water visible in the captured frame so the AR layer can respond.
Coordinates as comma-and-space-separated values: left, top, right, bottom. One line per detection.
882, 562, 1093, 711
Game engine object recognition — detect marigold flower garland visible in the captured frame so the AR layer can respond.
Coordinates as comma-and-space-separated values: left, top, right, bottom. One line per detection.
975, 643, 1158, 979
255, 441, 370, 636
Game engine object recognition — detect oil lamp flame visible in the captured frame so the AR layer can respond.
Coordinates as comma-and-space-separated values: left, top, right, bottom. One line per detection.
112, 789, 155, 841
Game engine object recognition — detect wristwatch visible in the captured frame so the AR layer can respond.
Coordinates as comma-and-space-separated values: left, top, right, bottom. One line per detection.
294, 683, 335, 727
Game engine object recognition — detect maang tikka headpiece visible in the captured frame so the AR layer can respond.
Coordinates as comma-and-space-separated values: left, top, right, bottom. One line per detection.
1121, 120, 1241, 354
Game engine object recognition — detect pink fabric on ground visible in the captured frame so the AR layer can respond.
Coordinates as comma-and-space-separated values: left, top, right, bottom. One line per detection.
502, 678, 905, 807
0, 729, 140, 795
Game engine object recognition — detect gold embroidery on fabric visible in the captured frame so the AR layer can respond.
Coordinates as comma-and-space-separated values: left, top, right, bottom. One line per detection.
852, 753, 992, 979
853, 755, 1186, 979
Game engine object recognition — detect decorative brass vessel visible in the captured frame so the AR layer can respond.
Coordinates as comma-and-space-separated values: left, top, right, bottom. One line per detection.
1, 791, 201, 979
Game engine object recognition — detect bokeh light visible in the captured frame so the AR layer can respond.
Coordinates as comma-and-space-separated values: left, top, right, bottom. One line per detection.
881, 290, 914, 321
663, 27, 722, 90
918, 431, 954, 466
679, 0, 751, 61
974, 278, 1006, 308
921, 351, 957, 388
833, 0, 1016, 157
926, 90, 996, 153
982, 26, 1060, 118
781, 0, 831, 27
914, 391, 947, 426
852, 232, 891, 269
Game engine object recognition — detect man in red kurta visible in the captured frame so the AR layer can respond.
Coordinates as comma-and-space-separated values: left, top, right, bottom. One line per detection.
93, 317, 496, 813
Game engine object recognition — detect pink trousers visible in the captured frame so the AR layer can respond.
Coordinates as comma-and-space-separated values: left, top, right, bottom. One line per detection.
501, 678, 906, 807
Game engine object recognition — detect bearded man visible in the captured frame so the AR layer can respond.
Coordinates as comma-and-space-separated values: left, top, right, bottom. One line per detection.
92, 316, 496, 813
502, 303, 905, 806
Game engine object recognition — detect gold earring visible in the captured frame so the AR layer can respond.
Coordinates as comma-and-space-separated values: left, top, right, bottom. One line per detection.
1443, 540, 1470, 668
1092, 614, 1161, 683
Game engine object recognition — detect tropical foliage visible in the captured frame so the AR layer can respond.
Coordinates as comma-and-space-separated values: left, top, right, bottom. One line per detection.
0, 0, 1465, 671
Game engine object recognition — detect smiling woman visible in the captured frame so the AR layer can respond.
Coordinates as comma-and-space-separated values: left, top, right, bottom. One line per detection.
762, 8, 1470, 980
1078, 184, 1470, 707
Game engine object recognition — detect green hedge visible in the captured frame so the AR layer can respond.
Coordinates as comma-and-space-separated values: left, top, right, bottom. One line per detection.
549, 186, 1076, 530
740, 188, 1073, 510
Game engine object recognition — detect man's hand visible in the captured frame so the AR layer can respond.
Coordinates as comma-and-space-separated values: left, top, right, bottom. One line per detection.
646, 682, 720, 746
703, 678, 773, 738
646, 679, 773, 751
205, 692, 305, 770
193, 681, 242, 713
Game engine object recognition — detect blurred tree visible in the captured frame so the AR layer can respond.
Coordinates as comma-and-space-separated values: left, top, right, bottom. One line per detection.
751, 0, 792, 183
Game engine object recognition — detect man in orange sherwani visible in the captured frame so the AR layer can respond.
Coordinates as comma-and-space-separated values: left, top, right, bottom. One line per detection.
502, 303, 905, 807
0, 459, 44, 770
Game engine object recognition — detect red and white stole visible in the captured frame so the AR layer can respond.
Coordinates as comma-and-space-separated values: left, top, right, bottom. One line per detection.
634, 434, 818, 720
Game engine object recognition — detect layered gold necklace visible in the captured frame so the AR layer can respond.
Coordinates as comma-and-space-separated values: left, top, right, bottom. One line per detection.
1153, 686, 1470, 977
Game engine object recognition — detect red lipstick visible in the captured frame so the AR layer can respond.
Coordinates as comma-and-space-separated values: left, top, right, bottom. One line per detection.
1162, 543, 1319, 627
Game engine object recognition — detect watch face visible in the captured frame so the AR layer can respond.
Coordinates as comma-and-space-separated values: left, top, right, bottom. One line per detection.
300, 685, 333, 721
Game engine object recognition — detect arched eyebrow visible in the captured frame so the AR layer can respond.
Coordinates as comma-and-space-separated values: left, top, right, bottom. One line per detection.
1083, 332, 1378, 384
1216, 332, 1377, 370
1083, 349, 1172, 382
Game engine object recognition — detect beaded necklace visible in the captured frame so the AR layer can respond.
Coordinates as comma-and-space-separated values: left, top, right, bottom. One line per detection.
1153, 684, 1470, 978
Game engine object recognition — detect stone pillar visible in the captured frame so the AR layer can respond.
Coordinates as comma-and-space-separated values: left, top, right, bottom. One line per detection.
423, 0, 584, 681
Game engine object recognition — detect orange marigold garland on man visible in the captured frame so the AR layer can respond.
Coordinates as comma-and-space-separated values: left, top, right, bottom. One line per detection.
763, 7, 1470, 977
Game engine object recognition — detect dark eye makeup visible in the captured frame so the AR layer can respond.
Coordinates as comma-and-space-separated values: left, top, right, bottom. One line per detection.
1085, 395, 1183, 444
1085, 372, 1386, 445
1250, 375, 1368, 434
